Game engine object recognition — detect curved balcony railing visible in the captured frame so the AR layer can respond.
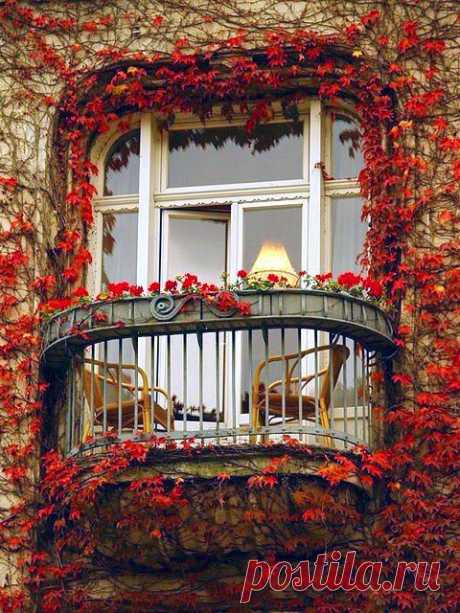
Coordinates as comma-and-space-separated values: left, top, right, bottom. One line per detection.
41, 290, 396, 455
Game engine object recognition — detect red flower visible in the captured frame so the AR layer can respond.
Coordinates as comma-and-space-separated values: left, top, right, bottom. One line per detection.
72, 287, 89, 298
200, 283, 218, 298
363, 277, 383, 299
107, 281, 130, 297
31, 275, 56, 292
337, 272, 362, 289
237, 301, 252, 316
181, 273, 199, 290
315, 272, 333, 283
164, 279, 177, 292
237, 269, 248, 278
215, 291, 238, 312
267, 273, 279, 283
129, 284, 144, 297
93, 311, 108, 322
40, 298, 72, 313
148, 282, 160, 293
63, 267, 78, 282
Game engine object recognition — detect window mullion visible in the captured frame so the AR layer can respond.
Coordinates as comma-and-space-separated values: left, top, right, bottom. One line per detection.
137, 113, 156, 287
308, 100, 322, 277
137, 114, 156, 373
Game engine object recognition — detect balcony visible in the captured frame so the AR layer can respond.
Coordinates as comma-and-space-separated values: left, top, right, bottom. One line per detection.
41, 289, 395, 456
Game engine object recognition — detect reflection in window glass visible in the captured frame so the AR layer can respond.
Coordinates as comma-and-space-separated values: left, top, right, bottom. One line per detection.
104, 130, 140, 196
167, 215, 228, 283
331, 115, 363, 179
102, 212, 138, 287
243, 206, 302, 273
331, 197, 367, 275
165, 213, 229, 425
101, 211, 138, 367
168, 122, 304, 188
241, 206, 302, 410
331, 198, 368, 414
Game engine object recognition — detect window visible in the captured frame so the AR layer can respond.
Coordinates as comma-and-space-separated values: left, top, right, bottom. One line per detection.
167, 122, 304, 188
331, 114, 363, 180
90, 102, 365, 431
101, 211, 138, 287
104, 130, 140, 196
92, 105, 364, 286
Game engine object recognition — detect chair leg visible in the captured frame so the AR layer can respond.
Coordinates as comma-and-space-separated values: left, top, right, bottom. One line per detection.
143, 403, 151, 434
250, 398, 261, 444
319, 400, 334, 448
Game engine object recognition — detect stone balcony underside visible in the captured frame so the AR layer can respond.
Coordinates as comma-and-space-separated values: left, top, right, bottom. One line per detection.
70, 447, 368, 570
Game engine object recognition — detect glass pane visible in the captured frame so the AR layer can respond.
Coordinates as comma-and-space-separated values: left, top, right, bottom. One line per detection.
168, 122, 304, 188
166, 214, 228, 283
241, 206, 302, 412
331, 198, 367, 416
102, 211, 138, 287
331, 197, 367, 274
104, 130, 140, 196
101, 211, 138, 371
243, 206, 302, 273
331, 115, 363, 179
164, 213, 229, 426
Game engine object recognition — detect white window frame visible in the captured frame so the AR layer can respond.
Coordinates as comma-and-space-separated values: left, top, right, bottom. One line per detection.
322, 106, 363, 273
89, 101, 363, 293
159, 113, 309, 196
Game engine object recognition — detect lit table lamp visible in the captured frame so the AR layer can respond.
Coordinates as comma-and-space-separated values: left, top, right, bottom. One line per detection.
248, 241, 299, 287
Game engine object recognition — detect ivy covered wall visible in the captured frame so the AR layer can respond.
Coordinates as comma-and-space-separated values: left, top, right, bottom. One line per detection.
0, 1, 458, 610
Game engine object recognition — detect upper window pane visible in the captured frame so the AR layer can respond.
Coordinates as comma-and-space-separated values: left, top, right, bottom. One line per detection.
331, 115, 363, 179
331, 197, 367, 274
104, 130, 140, 196
101, 211, 138, 287
167, 121, 304, 188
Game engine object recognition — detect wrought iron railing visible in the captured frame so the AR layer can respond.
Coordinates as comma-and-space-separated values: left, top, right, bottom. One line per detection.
41, 290, 396, 455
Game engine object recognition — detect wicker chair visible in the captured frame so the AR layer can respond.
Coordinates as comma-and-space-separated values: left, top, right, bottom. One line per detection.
251, 344, 350, 434
81, 359, 172, 439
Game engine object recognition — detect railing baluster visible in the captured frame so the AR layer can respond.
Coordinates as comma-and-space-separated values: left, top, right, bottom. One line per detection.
263, 328, 269, 433
297, 327, 302, 442
232, 330, 236, 443
281, 327, 286, 428
134, 335, 139, 433
248, 329, 253, 438
314, 329, 319, 430
167, 334, 172, 433
71, 357, 76, 450
342, 335, 348, 449
103, 341, 108, 434
90, 344, 95, 440
361, 346, 366, 444
118, 338, 122, 436
150, 336, 155, 433
198, 332, 203, 439
183, 334, 187, 435
354, 340, 358, 439
66, 358, 73, 453
80, 354, 86, 444
366, 349, 371, 445
215, 331, 220, 437
329, 333, 335, 434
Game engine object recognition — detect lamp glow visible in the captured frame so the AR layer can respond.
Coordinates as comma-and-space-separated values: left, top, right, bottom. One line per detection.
248, 241, 299, 287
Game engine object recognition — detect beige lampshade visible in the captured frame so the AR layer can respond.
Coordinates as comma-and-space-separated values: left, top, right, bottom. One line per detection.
248, 241, 299, 287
